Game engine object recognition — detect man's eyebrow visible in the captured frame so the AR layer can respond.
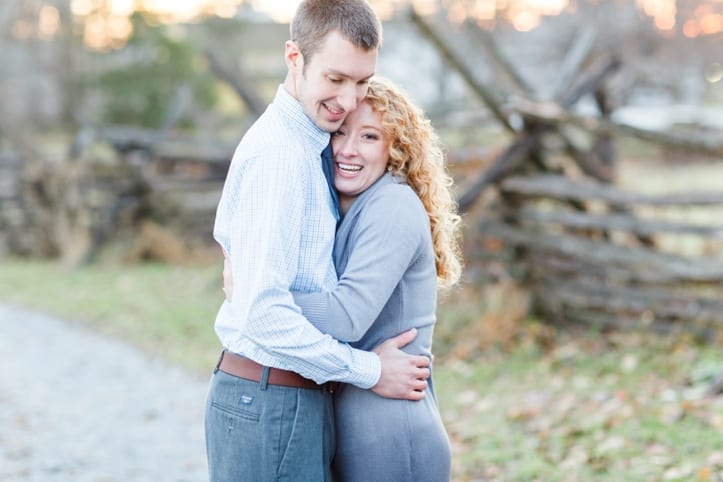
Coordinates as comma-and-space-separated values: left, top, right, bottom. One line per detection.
327, 69, 376, 81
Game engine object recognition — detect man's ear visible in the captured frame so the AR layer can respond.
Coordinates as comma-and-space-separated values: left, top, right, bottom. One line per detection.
284, 40, 303, 72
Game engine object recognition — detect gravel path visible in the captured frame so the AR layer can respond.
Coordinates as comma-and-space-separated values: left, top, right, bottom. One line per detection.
0, 304, 209, 482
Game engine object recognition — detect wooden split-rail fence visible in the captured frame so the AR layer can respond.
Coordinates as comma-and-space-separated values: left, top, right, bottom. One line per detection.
408, 10, 723, 337
1, 10, 722, 339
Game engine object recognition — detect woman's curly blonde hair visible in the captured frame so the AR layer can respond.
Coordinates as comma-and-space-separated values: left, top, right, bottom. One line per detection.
364, 77, 463, 287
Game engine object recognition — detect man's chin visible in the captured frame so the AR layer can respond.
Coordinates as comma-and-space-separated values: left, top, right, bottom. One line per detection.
327, 124, 346, 134
317, 115, 344, 133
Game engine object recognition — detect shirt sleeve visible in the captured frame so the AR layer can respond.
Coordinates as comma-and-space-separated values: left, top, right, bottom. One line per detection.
292, 185, 425, 342
225, 146, 381, 388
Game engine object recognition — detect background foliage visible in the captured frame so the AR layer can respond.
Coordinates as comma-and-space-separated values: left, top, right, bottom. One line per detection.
91, 12, 218, 128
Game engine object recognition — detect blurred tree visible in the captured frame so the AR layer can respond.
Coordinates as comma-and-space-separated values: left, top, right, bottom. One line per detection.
91, 11, 218, 129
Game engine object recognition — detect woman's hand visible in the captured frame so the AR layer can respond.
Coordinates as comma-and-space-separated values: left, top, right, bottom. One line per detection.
222, 248, 233, 302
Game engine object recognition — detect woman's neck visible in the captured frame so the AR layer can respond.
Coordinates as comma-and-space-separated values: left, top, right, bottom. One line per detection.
339, 195, 355, 216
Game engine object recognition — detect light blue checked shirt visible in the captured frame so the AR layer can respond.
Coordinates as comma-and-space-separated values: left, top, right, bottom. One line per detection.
212, 85, 380, 388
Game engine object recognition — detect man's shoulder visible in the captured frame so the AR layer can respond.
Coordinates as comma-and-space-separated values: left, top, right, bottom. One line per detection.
234, 114, 310, 166
244, 108, 305, 147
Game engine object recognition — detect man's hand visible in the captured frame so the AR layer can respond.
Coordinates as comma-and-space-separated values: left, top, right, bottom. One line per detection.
371, 328, 430, 401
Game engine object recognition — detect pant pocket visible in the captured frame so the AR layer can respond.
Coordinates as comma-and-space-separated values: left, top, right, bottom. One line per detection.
209, 400, 260, 423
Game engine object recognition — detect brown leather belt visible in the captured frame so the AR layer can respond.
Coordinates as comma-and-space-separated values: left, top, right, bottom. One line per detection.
216, 349, 324, 390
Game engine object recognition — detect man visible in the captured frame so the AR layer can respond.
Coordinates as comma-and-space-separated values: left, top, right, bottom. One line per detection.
205, 1, 431, 481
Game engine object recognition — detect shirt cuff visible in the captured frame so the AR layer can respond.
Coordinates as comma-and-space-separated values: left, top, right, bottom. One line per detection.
351, 349, 381, 389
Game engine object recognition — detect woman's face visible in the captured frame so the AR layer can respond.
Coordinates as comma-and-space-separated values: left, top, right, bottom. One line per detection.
332, 100, 390, 206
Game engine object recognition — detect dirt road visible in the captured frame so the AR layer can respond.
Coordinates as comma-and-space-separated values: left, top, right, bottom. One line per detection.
0, 304, 209, 481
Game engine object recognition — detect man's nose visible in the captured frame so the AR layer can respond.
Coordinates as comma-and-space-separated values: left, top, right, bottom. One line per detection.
337, 86, 358, 113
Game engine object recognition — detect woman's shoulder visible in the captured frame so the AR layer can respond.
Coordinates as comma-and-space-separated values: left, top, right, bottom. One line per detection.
357, 176, 428, 230
375, 179, 426, 214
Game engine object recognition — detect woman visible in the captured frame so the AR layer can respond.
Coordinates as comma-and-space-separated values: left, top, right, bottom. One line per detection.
224, 77, 462, 481
296, 76, 464, 482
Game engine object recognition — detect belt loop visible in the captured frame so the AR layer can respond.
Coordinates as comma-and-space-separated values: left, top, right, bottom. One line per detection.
213, 349, 226, 374
259, 366, 270, 391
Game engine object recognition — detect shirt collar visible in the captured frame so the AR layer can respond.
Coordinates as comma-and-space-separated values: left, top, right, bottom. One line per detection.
273, 85, 330, 155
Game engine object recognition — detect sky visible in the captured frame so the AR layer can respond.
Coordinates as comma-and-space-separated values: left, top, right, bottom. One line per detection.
250, 0, 302, 22
59, 0, 723, 50
72, 0, 570, 24
77, 0, 723, 34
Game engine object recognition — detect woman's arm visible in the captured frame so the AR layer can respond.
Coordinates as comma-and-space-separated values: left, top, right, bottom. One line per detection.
292, 185, 428, 342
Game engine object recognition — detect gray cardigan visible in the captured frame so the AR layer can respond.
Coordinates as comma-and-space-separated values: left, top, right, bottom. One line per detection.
292, 173, 451, 482
293, 172, 438, 356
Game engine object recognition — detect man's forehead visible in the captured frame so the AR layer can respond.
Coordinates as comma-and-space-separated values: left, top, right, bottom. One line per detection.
313, 30, 378, 58
307, 34, 378, 78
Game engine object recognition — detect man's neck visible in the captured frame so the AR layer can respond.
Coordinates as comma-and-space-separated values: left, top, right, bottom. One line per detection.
282, 72, 297, 101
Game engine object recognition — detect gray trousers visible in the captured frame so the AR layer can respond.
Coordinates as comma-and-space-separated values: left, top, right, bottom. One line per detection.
205, 369, 335, 482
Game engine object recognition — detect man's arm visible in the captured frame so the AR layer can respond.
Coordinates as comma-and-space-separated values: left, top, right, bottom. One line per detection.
222, 249, 429, 399
219, 147, 428, 398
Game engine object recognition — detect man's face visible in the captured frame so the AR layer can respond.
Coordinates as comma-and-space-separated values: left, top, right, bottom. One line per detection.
287, 30, 378, 133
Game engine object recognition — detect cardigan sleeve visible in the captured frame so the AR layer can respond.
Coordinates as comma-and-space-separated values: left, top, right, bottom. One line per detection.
292, 184, 428, 342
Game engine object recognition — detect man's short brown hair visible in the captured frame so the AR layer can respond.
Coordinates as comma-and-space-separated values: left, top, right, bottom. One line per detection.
291, 0, 382, 65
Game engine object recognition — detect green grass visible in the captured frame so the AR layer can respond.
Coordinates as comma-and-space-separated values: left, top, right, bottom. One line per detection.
436, 335, 723, 481
0, 259, 224, 373
1, 259, 722, 481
